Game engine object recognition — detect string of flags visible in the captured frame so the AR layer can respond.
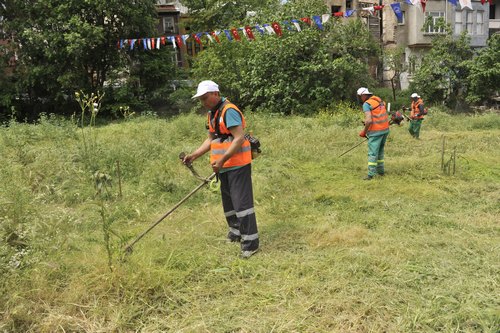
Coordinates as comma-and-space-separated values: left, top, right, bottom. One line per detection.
118, 0, 493, 51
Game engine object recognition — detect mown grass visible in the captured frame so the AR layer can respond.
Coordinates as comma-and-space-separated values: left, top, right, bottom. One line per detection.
0, 109, 499, 332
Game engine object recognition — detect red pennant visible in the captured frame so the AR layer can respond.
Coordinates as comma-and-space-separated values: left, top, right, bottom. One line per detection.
421, 0, 426, 12
231, 28, 241, 41
117, 41, 120, 49
271, 22, 283, 37
160, 36, 166, 45
151, 38, 155, 49
245, 26, 255, 40
333, 12, 344, 17
175, 35, 183, 48
193, 34, 202, 45
210, 31, 220, 43
374, 5, 385, 10
300, 17, 312, 26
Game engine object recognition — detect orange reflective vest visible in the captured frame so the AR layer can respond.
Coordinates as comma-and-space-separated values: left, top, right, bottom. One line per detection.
365, 96, 389, 135
207, 100, 252, 168
411, 98, 424, 119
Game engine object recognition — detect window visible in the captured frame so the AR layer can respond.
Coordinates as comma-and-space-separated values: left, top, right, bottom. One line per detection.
398, 11, 406, 25
466, 11, 473, 34
426, 12, 445, 34
455, 10, 462, 34
490, 5, 496, 19
163, 16, 175, 34
476, 11, 484, 35
331, 6, 341, 14
346, 0, 353, 10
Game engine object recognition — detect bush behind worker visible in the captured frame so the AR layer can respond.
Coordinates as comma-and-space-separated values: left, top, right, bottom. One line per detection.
183, 80, 259, 259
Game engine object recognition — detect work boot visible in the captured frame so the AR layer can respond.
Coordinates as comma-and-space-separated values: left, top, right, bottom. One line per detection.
240, 248, 259, 259
363, 175, 373, 181
226, 236, 241, 243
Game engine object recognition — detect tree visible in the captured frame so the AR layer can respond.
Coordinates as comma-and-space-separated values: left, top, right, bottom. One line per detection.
464, 33, 500, 105
410, 17, 473, 108
190, 0, 378, 114
0, 0, 168, 118
383, 46, 406, 101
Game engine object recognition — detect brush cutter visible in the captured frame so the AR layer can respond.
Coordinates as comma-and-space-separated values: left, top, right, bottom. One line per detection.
338, 138, 368, 158
123, 152, 216, 254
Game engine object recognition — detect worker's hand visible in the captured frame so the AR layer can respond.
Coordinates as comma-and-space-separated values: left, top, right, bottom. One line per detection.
359, 130, 367, 138
182, 154, 195, 166
211, 158, 224, 174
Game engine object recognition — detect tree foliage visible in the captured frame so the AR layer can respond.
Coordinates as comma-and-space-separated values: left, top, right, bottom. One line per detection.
191, 0, 379, 114
410, 17, 473, 108
0, 0, 178, 119
464, 33, 500, 105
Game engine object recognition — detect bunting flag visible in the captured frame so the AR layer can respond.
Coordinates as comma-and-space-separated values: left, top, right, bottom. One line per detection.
175, 35, 183, 48
291, 19, 301, 31
420, 0, 427, 12
344, 9, 356, 17
405, 0, 412, 4
411, 0, 422, 11
263, 24, 275, 34
230, 28, 241, 41
300, 17, 312, 26
447, 0, 457, 5
193, 33, 202, 45
245, 26, 255, 40
255, 25, 266, 35
168, 36, 176, 49
120, 6, 443, 52
271, 22, 283, 36
312, 15, 323, 30
480, 0, 492, 4
459, 0, 473, 9
210, 31, 220, 43
224, 30, 233, 41
391, 3, 404, 23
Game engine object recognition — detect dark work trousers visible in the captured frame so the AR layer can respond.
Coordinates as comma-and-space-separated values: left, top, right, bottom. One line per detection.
219, 163, 259, 252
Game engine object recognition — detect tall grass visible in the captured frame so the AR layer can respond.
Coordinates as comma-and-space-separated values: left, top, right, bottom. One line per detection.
0, 109, 499, 332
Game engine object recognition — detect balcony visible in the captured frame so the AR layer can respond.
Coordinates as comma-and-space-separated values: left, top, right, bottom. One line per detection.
489, 19, 500, 30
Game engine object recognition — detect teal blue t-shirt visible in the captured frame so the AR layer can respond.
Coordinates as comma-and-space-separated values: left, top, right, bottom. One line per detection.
219, 106, 245, 173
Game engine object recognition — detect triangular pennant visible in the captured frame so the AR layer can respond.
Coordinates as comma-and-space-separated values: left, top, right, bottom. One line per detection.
312, 16, 323, 30
245, 26, 255, 40
390, 3, 404, 23
459, 0, 473, 9
255, 25, 266, 35
322, 14, 331, 23
231, 28, 241, 41
333, 12, 344, 17
224, 30, 233, 41
344, 10, 356, 17
210, 31, 220, 43
420, 0, 427, 12
271, 22, 283, 37
175, 35, 183, 48
263, 24, 275, 34
291, 19, 302, 31
193, 33, 203, 45
300, 17, 312, 26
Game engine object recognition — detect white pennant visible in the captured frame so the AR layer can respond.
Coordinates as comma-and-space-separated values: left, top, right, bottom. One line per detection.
292, 22, 301, 31
458, 0, 472, 9
264, 25, 275, 34
147, 38, 152, 50
156, 38, 161, 49
410, 0, 422, 10
364, 6, 375, 15
322, 14, 331, 23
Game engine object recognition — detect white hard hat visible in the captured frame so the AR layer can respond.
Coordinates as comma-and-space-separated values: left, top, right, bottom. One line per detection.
411, 93, 420, 98
357, 87, 372, 96
192, 80, 219, 99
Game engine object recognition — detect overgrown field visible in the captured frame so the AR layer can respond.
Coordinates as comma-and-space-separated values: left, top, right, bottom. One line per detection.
1, 109, 499, 332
